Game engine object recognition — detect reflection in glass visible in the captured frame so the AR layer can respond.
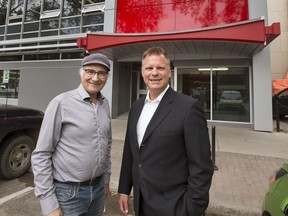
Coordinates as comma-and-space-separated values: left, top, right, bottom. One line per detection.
177, 68, 211, 119
0, 70, 20, 99
63, 0, 81, 17
82, 25, 103, 33
116, 0, 248, 33
84, 0, 105, 5
10, 0, 24, 16
25, 0, 41, 21
0, 1, 8, 25
212, 67, 250, 122
177, 67, 250, 123
60, 28, 80, 35
61, 17, 81, 28
44, 0, 60, 10
116, 5, 164, 33
41, 19, 59, 30
82, 12, 104, 26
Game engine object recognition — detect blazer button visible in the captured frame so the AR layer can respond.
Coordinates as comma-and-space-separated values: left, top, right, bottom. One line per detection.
139, 163, 142, 168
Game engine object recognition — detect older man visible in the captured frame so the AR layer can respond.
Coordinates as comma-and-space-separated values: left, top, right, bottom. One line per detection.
32, 53, 112, 216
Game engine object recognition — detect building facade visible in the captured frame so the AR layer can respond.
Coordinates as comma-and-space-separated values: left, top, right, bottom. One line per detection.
0, 0, 283, 131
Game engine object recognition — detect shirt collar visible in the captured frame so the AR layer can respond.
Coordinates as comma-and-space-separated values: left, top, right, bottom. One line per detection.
145, 85, 170, 103
77, 84, 104, 103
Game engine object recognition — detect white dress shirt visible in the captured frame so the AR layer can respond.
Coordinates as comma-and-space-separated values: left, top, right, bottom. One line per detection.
137, 85, 169, 146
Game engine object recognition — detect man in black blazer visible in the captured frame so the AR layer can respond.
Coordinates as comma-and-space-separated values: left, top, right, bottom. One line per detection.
118, 46, 214, 216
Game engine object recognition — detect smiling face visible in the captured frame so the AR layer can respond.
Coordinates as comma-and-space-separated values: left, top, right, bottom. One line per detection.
80, 64, 109, 101
141, 53, 171, 100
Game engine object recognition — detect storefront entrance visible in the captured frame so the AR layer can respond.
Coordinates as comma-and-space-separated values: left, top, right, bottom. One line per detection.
132, 64, 251, 123
176, 67, 251, 123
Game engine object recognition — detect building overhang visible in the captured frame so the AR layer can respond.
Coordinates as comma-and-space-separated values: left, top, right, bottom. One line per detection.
77, 18, 280, 61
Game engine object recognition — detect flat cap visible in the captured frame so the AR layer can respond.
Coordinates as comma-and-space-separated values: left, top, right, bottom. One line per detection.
82, 53, 110, 71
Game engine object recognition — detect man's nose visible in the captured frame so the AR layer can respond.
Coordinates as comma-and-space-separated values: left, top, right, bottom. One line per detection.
91, 73, 100, 80
151, 67, 158, 75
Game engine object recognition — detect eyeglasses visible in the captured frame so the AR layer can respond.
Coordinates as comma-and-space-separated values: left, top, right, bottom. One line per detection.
83, 69, 108, 78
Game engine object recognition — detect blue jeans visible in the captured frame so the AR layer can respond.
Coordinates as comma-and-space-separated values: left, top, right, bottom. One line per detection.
54, 178, 104, 216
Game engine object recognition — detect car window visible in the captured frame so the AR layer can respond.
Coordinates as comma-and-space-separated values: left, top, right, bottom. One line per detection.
221, 91, 242, 100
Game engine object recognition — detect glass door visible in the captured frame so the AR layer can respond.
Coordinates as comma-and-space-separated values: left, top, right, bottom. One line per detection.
212, 67, 250, 122
137, 71, 147, 99
176, 67, 251, 123
176, 68, 211, 119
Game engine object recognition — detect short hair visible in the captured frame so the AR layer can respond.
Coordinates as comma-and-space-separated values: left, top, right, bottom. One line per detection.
142, 46, 170, 68
79, 68, 84, 76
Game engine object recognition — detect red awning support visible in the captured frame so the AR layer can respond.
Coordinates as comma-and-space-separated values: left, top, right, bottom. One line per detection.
265, 22, 281, 44
77, 19, 280, 53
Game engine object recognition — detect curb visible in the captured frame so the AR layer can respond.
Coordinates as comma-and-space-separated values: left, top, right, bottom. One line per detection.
207, 203, 260, 216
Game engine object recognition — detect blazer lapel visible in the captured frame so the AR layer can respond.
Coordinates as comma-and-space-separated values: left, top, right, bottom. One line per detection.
130, 96, 146, 147
141, 87, 174, 144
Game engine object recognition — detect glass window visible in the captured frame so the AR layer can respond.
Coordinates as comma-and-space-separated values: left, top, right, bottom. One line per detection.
0, 70, 20, 99
22, 42, 37, 47
24, 54, 38, 60
0, 55, 22, 61
40, 30, 58, 36
6, 34, 20, 40
38, 53, 60, 60
24, 54, 61, 60
213, 67, 250, 122
82, 25, 103, 33
177, 68, 211, 119
63, 0, 81, 17
23, 32, 39, 38
60, 28, 80, 35
40, 10, 60, 19
82, 2, 105, 14
25, 0, 41, 21
0, 1, 8, 25
8, 16, 22, 23
10, 0, 24, 16
177, 67, 250, 123
84, 0, 105, 5
41, 19, 59, 30
0, 26, 4, 34
61, 52, 83, 59
44, 0, 60, 10
23, 22, 39, 32
7, 24, 21, 34
61, 17, 81, 28
82, 12, 104, 25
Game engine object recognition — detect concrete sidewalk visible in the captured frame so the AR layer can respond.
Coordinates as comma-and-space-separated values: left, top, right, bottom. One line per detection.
110, 114, 288, 215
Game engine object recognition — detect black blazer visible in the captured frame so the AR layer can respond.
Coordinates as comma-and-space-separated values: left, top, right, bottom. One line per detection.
118, 87, 214, 216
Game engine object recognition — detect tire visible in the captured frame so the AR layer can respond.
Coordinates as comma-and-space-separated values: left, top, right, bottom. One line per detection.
0, 135, 35, 180
262, 211, 271, 216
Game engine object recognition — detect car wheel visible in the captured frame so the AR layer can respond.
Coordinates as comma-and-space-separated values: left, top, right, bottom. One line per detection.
262, 211, 271, 216
0, 135, 35, 180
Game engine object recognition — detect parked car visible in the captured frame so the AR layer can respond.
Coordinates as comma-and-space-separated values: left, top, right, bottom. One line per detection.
273, 87, 288, 118
262, 163, 288, 216
0, 103, 44, 180
218, 90, 244, 111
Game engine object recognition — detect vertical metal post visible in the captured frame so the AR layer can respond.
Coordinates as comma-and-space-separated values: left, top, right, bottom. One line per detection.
275, 97, 280, 132
212, 125, 218, 170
